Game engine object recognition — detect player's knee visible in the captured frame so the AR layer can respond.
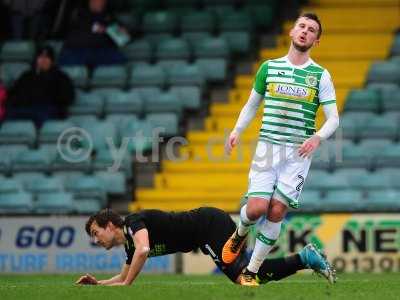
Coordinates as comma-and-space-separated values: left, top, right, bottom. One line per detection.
267, 201, 287, 222
247, 198, 268, 220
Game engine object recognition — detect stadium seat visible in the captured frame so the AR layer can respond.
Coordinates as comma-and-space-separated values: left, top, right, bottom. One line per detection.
391, 34, 400, 56
143, 33, 173, 49
338, 112, 376, 141
299, 190, 322, 212
323, 190, 364, 212
218, 11, 253, 32
129, 63, 166, 88
0, 192, 33, 214
142, 11, 178, 34
167, 63, 205, 87
61, 65, 89, 88
146, 113, 179, 137
25, 176, 64, 195
0, 40, 35, 62
381, 86, 400, 111
13, 172, 47, 189
115, 12, 140, 32
0, 121, 36, 147
68, 92, 104, 116
244, 4, 274, 28
105, 114, 139, 133
74, 198, 102, 213
93, 148, 132, 179
34, 192, 74, 214
221, 31, 251, 54
306, 170, 350, 191
169, 86, 201, 110
65, 175, 106, 205
365, 190, 400, 212
195, 58, 227, 82
122, 39, 153, 63
155, 38, 190, 62
12, 147, 55, 173
144, 91, 182, 115
78, 118, 119, 151
193, 37, 229, 58
39, 120, 75, 144
359, 114, 398, 140
119, 119, 153, 154
374, 143, 400, 168
0, 178, 23, 194
51, 146, 92, 172
181, 32, 212, 49
0, 62, 30, 87
95, 171, 127, 195
104, 90, 143, 115
91, 65, 127, 88
344, 89, 381, 113
181, 11, 215, 33
367, 62, 400, 85
52, 171, 85, 185
91, 88, 121, 103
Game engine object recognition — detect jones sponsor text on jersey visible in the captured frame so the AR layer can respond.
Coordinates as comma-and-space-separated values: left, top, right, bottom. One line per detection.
268, 83, 316, 102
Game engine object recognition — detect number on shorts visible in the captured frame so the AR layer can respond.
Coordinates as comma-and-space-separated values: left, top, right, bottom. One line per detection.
296, 175, 304, 191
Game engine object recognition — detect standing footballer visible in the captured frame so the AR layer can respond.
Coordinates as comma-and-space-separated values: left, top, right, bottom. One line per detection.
222, 13, 339, 286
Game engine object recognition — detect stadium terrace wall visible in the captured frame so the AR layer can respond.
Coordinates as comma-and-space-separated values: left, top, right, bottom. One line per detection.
0, 214, 399, 274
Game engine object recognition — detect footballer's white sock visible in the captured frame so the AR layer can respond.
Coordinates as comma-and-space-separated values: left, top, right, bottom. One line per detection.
247, 219, 282, 274
237, 204, 256, 237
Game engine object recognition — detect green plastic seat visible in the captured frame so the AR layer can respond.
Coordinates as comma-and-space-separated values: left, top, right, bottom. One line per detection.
35, 192, 74, 214
104, 90, 143, 115
65, 175, 106, 205
360, 114, 398, 140
79, 119, 119, 151
345, 89, 381, 113
381, 86, 400, 111
181, 11, 215, 33
142, 11, 178, 34
323, 190, 364, 212
0, 192, 33, 214
195, 58, 227, 82
13, 172, 46, 189
366, 190, 400, 212
193, 37, 229, 58
0, 178, 23, 194
74, 198, 102, 214
220, 31, 251, 54
374, 143, 400, 168
0, 145, 28, 174
91, 65, 127, 88
115, 12, 139, 32
167, 63, 205, 87
25, 176, 64, 194
299, 190, 322, 212
146, 113, 179, 137
169, 86, 201, 110
69, 92, 104, 116
367, 62, 400, 85
0, 121, 36, 146
244, 4, 275, 28
390, 34, 400, 56
12, 147, 56, 173
95, 171, 127, 195
181, 32, 212, 49
122, 39, 153, 62
144, 91, 182, 115
129, 63, 166, 88
0, 62, 30, 87
93, 148, 132, 179
0, 41, 35, 62
338, 112, 376, 141
105, 114, 139, 133
120, 119, 153, 153
218, 11, 253, 32
39, 120, 75, 144
61, 65, 88, 88
134, 87, 162, 104
156, 38, 190, 60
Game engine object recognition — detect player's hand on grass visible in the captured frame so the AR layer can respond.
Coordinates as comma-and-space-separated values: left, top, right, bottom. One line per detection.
76, 273, 98, 285
225, 130, 240, 155
298, 135, 321, 158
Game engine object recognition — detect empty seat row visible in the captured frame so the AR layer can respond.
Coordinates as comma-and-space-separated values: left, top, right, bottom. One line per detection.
367, 61, 400, 85
345, 86, 400, 113
300, 189, 400, 213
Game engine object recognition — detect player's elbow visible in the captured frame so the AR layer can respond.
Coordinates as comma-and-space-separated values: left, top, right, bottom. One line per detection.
137, 245, 150, 257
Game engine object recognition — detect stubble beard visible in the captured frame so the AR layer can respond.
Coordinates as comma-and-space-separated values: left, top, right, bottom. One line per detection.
292, 41, 313, 52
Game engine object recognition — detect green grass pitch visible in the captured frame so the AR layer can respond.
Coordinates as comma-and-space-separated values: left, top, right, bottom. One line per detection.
1, 273, 399, 300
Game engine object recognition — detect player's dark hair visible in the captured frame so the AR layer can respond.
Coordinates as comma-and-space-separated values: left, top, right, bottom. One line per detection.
85, 209, 124, 235
298, 12, 322, 38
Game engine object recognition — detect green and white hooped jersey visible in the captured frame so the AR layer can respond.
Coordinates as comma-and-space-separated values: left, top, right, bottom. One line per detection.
253, 56, 336, 147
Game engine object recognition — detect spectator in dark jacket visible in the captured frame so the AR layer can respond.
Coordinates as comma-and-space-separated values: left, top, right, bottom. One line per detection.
6, 46, 75, 127
58, 0, 127, 68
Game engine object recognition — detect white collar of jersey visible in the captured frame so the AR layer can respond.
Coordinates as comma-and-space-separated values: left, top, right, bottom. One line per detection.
283, 55, 313, 69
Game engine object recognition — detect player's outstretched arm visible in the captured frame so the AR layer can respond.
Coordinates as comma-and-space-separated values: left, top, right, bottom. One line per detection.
109, 228, 150, 286
75, 265, 130, 285
225, 89, 263, 154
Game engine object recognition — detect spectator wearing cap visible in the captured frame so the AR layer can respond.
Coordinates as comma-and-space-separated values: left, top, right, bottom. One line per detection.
58, 0, 127, 69
6, 46, 75, 127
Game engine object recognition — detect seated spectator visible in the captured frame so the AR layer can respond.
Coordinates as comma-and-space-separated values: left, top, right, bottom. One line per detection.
58, 0, 127, 69
6, 46, 75, 127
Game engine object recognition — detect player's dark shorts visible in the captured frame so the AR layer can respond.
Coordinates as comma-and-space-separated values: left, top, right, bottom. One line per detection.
196, 207, 250, 283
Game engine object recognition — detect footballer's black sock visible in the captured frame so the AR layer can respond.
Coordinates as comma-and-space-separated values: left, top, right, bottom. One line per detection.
257, 254, 304, 283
